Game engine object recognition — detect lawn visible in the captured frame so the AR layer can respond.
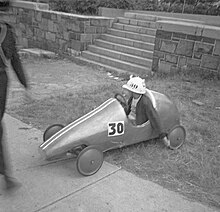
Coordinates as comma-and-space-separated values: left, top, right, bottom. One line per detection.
6, 56, 220, 210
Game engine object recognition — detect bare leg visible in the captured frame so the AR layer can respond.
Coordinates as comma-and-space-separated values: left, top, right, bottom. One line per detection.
0, 72, 21, 191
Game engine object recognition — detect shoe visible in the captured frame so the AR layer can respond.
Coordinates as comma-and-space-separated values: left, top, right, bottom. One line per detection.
4, 176, 22, 192
163, 137, 171, 148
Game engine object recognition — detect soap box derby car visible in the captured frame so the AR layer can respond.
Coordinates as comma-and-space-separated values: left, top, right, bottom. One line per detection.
39, 90, 186, 176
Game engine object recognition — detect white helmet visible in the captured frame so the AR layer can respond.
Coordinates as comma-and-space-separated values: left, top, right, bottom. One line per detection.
122, 76, 146, 94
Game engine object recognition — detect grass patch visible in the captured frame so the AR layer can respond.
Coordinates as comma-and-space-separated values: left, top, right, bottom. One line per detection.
7, 57, 220, 209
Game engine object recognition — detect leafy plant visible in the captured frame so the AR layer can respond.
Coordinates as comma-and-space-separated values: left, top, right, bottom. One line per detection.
49, 0, 220, 15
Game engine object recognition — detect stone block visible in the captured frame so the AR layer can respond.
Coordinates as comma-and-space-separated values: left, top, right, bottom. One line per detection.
156, 20, 203, 37
64, 32, 69, 41
194, 42, 214, 55
154, 50, 164, 59
57, 14, 62, 23
32, 20, 39, 28
160, 40, 177, 53
42, 11, 51, 19
83, 21, 91, 26
194, 52, 202, 59
26, 27, 34, 38
69, 32, 80, 41
175, 40, 194, 57
158, 60, 173, 73
202, 25, 220, 40
45, 32, 56, 42
172, 38, 180, 42
40, 18, 48, 31
178, 56, 187, 67
69, 21, 81, 32
92, 34, 101, 40
156, 30, 172, 40
186, 35, 202, 41
201, 55, 220, 70
34, 28, 44, 38
172, 32, 186, 39
19, 23, 26, 31
53, 23, 58, 33
7, 15, 16, 24
80, 34, 92, 42
48, 20, 54, 32
96, 27, 107, 34
214, 40, 220, 56
57, 21, 67, 33
51, 13, 57, 21
91, 19, 109, 27
154, 38, 160, 51
84, 26, 96, 34
165, 54, 178, 64
202, 37, 215, 44
187, 58, 201, 67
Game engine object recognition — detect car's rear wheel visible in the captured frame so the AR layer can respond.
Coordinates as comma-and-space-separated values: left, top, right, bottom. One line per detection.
76, 146, 103, 176
168, 125, 186, 149
43, 124, 64, 142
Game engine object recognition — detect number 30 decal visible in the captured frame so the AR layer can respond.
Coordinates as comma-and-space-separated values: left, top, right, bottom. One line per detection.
108, 121, 124, 137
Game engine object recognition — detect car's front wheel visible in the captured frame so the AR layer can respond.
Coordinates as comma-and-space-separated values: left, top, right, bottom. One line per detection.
76, 146, 103, 176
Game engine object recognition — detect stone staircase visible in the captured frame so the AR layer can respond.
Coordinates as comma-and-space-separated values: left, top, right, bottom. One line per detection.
81, 12, 157, 76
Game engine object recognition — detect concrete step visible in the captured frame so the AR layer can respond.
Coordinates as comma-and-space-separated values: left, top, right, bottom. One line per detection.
101, 34, 155, 51
124, 12, 158, 22
117, 17, 157, 29
107, 28, 155, 43
77, 57, 137, 77
81, 51, 151, 76
87, 45, 152, 67
94, 39, 153, 59
112, 23, 156, 36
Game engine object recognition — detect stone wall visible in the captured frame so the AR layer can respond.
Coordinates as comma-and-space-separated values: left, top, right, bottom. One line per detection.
4, 1, 114, 55
153, 20, 220, 74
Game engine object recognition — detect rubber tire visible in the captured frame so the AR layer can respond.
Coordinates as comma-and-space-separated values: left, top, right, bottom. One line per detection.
76, 146, 103, 176
43, 124, 64, 142
168, 125, 186, 149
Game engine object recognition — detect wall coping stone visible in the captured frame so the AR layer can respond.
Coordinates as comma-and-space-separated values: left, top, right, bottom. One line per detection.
12, 0, 49, 10
156, 20, 220, 40
125, 12, 204, 24
12, 1, 114, 22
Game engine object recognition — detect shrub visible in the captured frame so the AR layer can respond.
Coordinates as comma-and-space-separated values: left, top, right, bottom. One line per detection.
49, 0, 220, 15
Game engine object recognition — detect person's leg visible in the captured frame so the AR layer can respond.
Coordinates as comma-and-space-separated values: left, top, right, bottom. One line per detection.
0, 71, 21, 191
0, 71, 8, 177
0, 121, 6, 176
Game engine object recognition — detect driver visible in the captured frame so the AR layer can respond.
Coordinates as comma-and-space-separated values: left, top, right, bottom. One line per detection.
122, 76, 171, 148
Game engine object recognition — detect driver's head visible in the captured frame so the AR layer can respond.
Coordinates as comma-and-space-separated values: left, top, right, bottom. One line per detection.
122, 75, 146, 99
0, 0, 11, 12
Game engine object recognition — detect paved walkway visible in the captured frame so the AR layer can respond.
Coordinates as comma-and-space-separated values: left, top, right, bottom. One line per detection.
0, 114, 218, 212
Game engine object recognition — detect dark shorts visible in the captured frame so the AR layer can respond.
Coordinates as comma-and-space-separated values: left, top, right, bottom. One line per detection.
0, 70, 8, 175
0, 70, 8, 119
